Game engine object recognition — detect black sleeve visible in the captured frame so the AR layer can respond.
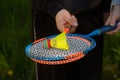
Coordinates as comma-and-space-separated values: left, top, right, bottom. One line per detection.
31, 0, 63, 18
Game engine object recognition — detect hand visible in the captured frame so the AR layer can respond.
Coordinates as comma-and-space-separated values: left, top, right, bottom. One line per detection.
55, 9, 78, 33
105, 5, 120, 34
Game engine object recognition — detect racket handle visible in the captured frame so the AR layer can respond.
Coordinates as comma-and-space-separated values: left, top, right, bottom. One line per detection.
87, 21, 119, 37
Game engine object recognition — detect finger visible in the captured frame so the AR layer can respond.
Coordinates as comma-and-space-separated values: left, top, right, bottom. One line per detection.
64, 15, 78, 27
105, 16, 115, 26
56, 20, 67, 32
70, 26, 77, 33
63, 22, 78, 33
71, 15, 78, 27
106, 21, 120, 34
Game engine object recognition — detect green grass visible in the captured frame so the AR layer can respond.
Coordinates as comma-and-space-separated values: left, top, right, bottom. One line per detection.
0, 0, 120, 80
0, 0, 35, 80
103, 33, 120, 80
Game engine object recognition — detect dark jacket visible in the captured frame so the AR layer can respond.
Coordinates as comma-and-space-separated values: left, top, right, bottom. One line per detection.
31, 0, 111, 80
31, 0, 105, 18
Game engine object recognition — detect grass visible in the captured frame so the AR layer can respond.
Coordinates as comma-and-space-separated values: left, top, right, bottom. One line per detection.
102, 33, 120, 80
0, 0, 35, 80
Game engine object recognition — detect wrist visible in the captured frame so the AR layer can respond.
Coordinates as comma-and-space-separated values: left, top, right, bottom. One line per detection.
110, 5, 120, 14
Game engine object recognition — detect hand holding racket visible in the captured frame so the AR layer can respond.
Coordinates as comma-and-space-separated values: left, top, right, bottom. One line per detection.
25, 21, 119, 65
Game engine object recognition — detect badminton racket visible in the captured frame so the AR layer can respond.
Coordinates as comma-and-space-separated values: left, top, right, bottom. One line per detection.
25, 21, 119, 65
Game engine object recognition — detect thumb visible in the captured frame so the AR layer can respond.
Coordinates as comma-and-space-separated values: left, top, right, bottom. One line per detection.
105, 16, 116, 26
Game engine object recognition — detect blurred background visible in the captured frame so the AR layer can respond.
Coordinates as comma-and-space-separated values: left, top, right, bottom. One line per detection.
0, 0, 120, 80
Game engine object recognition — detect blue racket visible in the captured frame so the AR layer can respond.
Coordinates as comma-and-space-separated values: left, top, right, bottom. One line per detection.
25, 22, 118, 65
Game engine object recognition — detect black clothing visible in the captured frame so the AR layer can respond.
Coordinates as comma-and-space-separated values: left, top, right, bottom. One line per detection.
59, 0, 102, 14
31, 0, 111, 80
31, 0, 108, 18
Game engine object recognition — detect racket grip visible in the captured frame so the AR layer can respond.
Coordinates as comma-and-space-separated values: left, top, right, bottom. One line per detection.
87, 21, 119, 37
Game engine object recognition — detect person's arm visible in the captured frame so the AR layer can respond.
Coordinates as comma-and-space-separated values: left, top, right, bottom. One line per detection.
40, 0, 78, 33
105, 0, 120, 34
36, 0, 78, 33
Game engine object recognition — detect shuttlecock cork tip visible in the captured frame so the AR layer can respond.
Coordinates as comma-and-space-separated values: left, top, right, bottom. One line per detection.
64, 28, 69, 34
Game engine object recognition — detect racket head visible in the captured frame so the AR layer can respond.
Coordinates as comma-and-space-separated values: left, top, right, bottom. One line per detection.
25, 34, 96, 65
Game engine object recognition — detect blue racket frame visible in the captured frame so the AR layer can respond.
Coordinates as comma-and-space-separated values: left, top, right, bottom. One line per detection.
25, 34, 96, 60
25, 21, 118, 64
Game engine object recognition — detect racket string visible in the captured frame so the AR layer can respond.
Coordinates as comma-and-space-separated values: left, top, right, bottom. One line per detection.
29, 37, 90, 60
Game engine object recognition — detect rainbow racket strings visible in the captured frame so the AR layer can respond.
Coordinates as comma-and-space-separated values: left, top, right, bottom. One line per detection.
25, 22, 118, 65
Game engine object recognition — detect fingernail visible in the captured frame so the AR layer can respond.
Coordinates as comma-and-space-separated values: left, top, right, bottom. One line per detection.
110, 21, 115, 26
111, 23, 114, 26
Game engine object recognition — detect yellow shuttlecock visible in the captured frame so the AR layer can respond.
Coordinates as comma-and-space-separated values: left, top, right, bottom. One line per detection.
43, 28, 69, 50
